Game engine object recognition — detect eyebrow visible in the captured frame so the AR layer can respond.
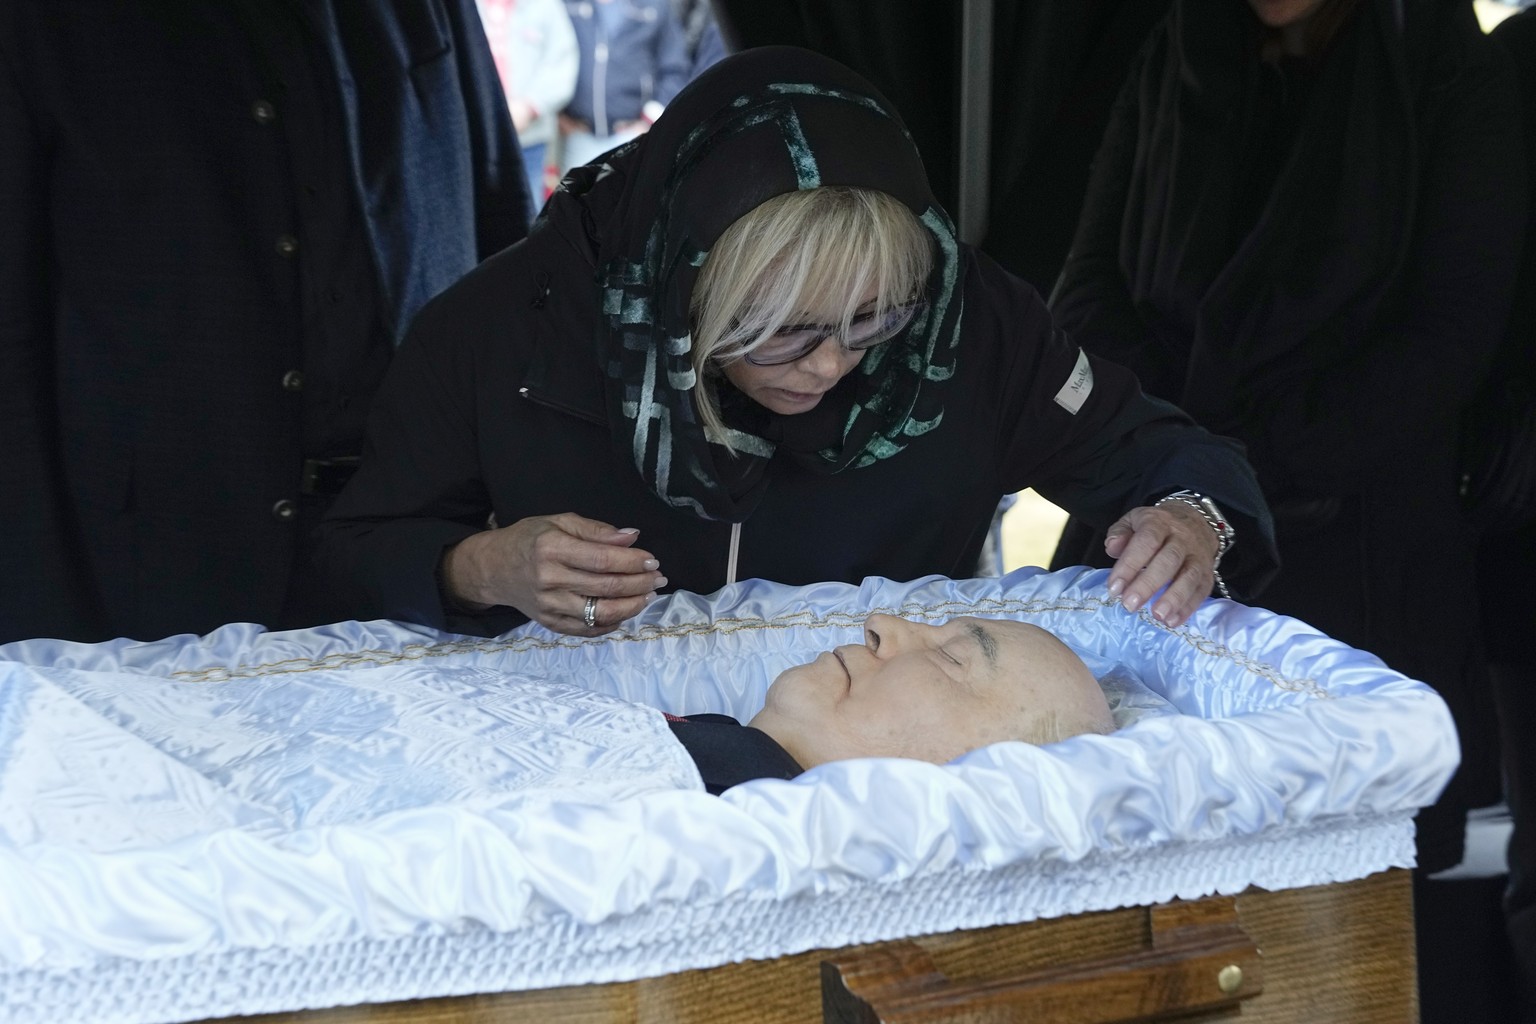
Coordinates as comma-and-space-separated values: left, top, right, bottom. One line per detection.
965, 623, 999, 666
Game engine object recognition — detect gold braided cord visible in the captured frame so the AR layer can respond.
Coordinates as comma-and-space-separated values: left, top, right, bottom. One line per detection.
167, 595, 1324, 697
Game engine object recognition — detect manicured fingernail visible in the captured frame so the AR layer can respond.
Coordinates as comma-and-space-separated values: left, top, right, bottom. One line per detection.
618, 527, 640, 535
654, 576, 669, 589
1108, 579, 1125, 597
1122, 593, 1141, 611
643, 592, 657, 604
642, 558, 660, 571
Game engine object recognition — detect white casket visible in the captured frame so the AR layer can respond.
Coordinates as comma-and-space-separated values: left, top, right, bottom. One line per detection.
0, 567, 1453, 1023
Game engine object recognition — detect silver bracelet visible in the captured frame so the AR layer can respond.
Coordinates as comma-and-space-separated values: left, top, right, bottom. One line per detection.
1154, 490, 1234, 599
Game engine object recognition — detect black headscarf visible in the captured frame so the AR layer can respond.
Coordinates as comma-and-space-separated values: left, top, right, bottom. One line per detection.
556, 47, 966, 523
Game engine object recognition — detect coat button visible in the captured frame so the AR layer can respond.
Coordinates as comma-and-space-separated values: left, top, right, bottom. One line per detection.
281, 370, 305, 392
272, 499, 298, 522
251, 99, 277, 124
275, 234, 298, 257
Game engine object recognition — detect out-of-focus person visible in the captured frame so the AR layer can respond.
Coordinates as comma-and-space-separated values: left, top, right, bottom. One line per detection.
556, 0, 691, 171
673, 0, 727, 77
0, 1, 532, 644
476, 0, 580, 210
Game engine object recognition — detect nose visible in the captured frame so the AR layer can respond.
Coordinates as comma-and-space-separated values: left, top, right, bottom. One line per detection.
794, 335, 862, 382
863, 613, 935, 656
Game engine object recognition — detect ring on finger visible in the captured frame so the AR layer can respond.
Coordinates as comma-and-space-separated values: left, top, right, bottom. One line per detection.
582, 595, 599, 629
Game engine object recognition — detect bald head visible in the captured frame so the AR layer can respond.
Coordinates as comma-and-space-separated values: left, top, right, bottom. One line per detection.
749, 615, 1114, 769
999, 621, 1116, 746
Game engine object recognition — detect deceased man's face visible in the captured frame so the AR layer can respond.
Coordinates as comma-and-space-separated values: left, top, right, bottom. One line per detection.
749, 615, 1112, 768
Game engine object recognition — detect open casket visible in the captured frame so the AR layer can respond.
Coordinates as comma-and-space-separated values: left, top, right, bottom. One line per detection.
0, 567, 1455, 1023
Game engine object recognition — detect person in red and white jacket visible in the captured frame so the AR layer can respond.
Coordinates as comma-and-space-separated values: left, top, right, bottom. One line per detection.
476, 0, 579, 211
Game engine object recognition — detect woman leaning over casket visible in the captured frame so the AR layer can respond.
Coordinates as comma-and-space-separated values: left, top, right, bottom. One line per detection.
316, 46, 1278, 639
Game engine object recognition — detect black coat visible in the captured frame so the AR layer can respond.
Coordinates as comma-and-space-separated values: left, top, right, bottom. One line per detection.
1050, 0, 1527, 870
318, 50, 1276, 636
0, 1, 530, 643
1482, 9, 1536, 658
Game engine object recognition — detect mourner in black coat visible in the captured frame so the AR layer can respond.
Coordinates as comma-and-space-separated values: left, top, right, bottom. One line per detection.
1047, 0, 1527, 873
319, 46, 1279, 639
0, 1, 531, 644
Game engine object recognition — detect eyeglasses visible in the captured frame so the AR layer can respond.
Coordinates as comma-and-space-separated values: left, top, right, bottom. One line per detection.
741, 299, 927, 366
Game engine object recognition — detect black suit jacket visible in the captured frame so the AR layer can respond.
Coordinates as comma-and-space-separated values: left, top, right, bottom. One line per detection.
0, 0, 531, 643
668, 714, 803, 795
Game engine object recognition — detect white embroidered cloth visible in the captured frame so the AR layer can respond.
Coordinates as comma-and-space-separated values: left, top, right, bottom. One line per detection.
0, 567, 1458, 1023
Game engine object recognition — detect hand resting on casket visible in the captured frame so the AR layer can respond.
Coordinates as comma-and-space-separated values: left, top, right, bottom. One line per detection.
669, 614, 1115, 793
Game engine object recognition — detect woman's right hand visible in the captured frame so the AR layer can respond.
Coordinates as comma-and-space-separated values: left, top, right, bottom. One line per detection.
440, 513, 666, 636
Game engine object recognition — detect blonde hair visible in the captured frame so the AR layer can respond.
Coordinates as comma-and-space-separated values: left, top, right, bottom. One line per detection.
689, 187, 933, 442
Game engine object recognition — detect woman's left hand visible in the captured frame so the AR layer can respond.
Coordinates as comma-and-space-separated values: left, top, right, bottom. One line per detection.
1102, 502, 1221, 627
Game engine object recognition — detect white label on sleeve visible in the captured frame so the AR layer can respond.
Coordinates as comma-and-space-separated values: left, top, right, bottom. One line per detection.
1053, 348, 1094, 415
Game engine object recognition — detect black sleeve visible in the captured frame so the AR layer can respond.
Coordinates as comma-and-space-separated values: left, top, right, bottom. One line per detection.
979, 256, 1279, 595
316, 284, 517, 636
668, 714, 803, 795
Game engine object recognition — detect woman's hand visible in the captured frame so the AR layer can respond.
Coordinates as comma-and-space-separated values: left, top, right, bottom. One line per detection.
440, 513, 667, 635
1102, 502, 1221, 627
